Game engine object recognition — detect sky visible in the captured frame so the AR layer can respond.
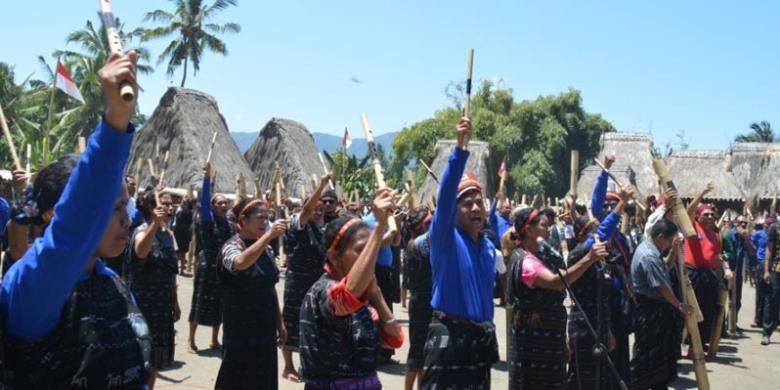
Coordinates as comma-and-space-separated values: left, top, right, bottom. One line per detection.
3, 0, 779, 150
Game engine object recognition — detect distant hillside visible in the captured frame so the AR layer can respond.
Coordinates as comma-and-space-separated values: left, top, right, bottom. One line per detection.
231, 131, 397, 157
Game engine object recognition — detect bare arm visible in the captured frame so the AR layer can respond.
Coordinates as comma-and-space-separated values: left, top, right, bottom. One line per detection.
133, 219, 163, 260
687, 182, 713, 221
232, 220, 288, 271
299, 174, 331, 226
534, 243, 607, 291
346, 189, 395, 297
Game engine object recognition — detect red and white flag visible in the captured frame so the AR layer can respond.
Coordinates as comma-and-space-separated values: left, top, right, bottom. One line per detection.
342, 127, 352, 150
497, 157, 507, 177
55, 61, 85, 103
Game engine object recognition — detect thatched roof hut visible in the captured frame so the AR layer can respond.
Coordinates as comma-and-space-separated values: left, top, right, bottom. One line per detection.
127, 87, 255, 194
729, 142, 780, 200
244, 118, 326, 198
666, 150, 744, 201
577, 133, 657, 200
419, 140, 492, 206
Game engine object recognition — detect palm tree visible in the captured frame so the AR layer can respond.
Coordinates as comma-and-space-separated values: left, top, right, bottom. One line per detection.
134, 0, 241, 87
735, 121, 775, 143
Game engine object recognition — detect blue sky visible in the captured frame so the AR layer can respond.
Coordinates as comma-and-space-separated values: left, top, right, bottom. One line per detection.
3, 1, 778, 150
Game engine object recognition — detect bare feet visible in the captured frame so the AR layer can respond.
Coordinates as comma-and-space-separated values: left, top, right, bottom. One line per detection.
210, 341, 222, 350
281, 367, 301, 383
188, 339, 198, 354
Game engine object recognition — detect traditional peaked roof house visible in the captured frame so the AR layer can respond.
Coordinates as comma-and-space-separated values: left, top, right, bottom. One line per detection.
419, 140, 492, 206
666, 150, 744, 201
577, 132, 657, 200
127, 87, 255, 195
244, 118, 327, 199
729, 142, 780, 201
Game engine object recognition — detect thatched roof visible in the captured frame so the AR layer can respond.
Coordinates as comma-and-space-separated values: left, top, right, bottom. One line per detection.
666, 150, 744, 201
577, 132, 657, 200
127, 87, 255, 194
728, 142, 780, 200
244, 118, 326, 198
419, 140, 492, 205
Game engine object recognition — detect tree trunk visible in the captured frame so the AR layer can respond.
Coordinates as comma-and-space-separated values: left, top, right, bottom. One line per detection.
181, 56, 188, 87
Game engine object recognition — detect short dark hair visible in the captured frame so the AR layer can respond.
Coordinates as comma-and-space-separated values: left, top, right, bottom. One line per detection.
32, 154, 79, 217
321, 189, 338, 201
650, 219, 679, 239
512, 207, 543, 239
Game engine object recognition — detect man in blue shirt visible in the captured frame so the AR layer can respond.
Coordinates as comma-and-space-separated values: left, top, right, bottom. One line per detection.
421, 117, 498, 389
0, 51, 153, 388
724, 214, 755, 333
488, 197, 512, 249
752, 218, 771, 327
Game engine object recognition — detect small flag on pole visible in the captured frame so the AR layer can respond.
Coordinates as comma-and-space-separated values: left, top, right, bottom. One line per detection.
342, 127, 352, 150
497, 157, 506, 177
55, 61, 85, 103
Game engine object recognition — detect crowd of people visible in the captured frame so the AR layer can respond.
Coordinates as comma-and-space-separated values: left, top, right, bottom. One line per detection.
0, 52, 778, 390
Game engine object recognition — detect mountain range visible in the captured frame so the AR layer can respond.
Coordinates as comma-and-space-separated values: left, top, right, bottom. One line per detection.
231, 131, 398, 157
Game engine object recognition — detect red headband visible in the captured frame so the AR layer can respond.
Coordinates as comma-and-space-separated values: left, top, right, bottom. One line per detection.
516, 209, 539, 234
238, 200, 265, 222
328, 218, 361, 253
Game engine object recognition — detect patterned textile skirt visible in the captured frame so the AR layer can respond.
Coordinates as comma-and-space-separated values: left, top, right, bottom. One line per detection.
687, 267, 719, 344
406, 292, 433, 370
215, 287, 278, 390
304, 373, 382, 390
283, 266, 322, 350
509, 305, 567, 390
629, 295, 682, 390
421, 313, 498, 389
567, 308, 614, 390
188, 251, 222, 326
133, 276, 176, 370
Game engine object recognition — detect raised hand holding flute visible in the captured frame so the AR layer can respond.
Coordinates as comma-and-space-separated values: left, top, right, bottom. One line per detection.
98, 0, 135, 101
360, 113, 397, 234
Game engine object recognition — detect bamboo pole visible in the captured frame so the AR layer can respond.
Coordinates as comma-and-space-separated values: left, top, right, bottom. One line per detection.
206, 131, 218, 163
652, 160, 696, 237
569, 150, 579, 196
98, 0, 134, 101
418, 159, 439, 184
0, 104, 21, 169
361, 113, 397, 233
275, 180, 288, 267
594, 158, 647, 211
463, 48, 475, 149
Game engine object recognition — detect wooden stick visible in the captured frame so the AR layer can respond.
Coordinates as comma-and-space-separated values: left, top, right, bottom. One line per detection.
463, 49, 475, 148
98, 0, 134, 101
253, 178, 261, 199
728, 277, 737, 335
275, 180, 288, 267
78, 137, 86, 153
0, 104, 21, 169
206, 131, 218, 163
25, 144, 31, 174
361, 113, 397, 233
147, 158, 156, 179
652, 160, 697, 237
299, 184, 306, 199
158, 150, 170, 187
418, 159, 439, 184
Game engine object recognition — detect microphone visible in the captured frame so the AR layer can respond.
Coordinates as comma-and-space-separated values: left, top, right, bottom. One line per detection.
536, 237, 564, 259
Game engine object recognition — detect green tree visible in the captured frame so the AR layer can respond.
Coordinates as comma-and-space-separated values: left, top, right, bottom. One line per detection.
389, 81, 615, 197
322, 150, 376, 201
135, 0, 241, 87
734, 121, 775, 143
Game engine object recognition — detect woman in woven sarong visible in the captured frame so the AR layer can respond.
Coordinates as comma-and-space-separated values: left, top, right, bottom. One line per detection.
507, 207, 607, 390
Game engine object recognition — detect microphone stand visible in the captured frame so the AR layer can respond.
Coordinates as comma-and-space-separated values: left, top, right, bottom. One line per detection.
545, 248, 629, 390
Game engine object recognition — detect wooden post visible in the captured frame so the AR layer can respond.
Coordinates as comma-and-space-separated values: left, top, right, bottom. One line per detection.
569, 150, 579, 196
652, 160, 696, 237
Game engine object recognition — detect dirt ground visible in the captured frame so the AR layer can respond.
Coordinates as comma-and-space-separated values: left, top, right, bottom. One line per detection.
157, 272, 778, 389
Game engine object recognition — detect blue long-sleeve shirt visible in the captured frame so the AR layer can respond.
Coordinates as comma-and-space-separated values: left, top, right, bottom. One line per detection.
429, 147, 496, 323
0, 119, 134, 340
752, 229, 768, 263
488, 200, 512, 249
200, 176, 213, 223
591, 170, 609, 222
